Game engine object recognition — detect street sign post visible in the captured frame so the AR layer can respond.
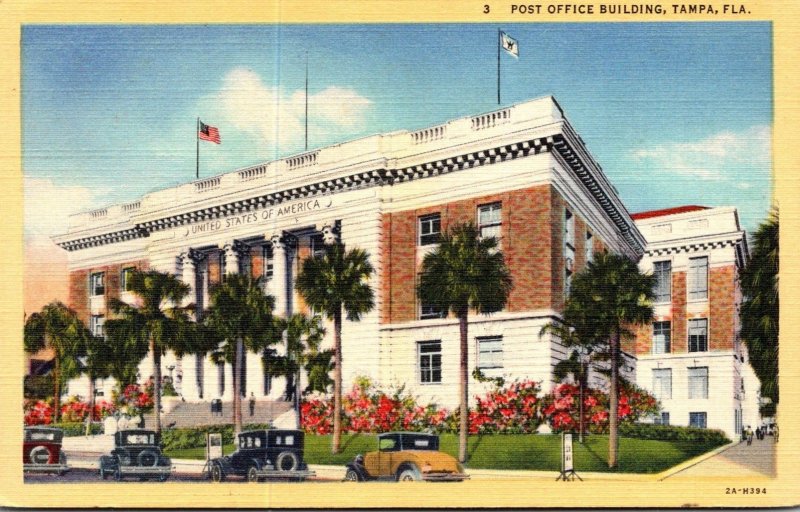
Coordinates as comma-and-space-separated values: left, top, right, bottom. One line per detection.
556, 432, 582, 481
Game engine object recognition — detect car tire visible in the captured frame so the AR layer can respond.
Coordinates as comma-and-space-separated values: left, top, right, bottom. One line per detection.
29, 446, 51, 465
99, 466, 107, 480
276, 451, 299, 472
397, 465, 422, 482
247, 466, 259, 483
159, 473, 170, 482
138, 449, 159, 467
58, 452, 67, 476
210, 463, 224, 482
344, 468, 361, 482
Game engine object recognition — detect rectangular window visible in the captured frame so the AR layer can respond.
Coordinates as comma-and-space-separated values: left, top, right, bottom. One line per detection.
121, 267, 135, 292
217, 362, 225, 396
478, 203, 502, 240
688, 318, 708, 352
564, 209, 575, 297
419, 274, 446, 320
652, 321, 671, 354
653, 261, 672, 302
688, 256, 708, 300
688, 367, 709, 399
263, 369, 272, 395
689, 412, 707, 428
311, 233, 326, 258
565, 209, 574, 248
653, 412, 670, 425
90, 272, 105, 296
585, 231, 593, 264
419, 213, 441, 246
90, 315, 105, 338
477, 336, 503, 369
262, 246, 274, 281
418, 341, 442, 384
652, 368, 672, 400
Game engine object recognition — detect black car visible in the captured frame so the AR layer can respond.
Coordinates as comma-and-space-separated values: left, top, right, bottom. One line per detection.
207, 429, 314, 482
98, 429, 172, 481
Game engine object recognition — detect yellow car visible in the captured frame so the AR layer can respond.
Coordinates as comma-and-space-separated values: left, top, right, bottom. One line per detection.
344, 432, 469, 482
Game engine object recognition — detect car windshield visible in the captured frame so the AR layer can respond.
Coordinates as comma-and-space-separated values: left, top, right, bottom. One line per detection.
125, 433, 155, 445
401, 434, 438, 450
27, 431, 57, 442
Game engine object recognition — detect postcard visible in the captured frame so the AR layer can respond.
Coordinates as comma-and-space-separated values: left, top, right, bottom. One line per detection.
1, 0, 797, 508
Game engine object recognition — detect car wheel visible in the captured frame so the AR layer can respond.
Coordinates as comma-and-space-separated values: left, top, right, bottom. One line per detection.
210, 463, 224, 482
397, 466, 422, 482
29, 446, 51, 465
276, 451, 299, 472
99, 466, 107, 480
247, 466, 259, 483
159, 473, 170, 482
138, 449, 159, 467
344, 468, 361, 482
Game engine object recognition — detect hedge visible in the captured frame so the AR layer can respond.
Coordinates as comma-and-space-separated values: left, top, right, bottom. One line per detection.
47, 421, 104, 437
619, 423, 730, 445
160, 423, 272, 451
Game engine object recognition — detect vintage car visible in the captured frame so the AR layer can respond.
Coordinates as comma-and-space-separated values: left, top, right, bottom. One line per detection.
98, 429, 172, 481
207, 429, 314, 482
23, 426, 69, 475
344, 432, 469, 482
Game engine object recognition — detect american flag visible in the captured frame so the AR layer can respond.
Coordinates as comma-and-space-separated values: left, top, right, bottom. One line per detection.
198, 121, 221, 144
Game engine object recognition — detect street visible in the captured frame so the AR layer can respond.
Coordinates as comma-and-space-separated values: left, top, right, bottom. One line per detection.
24, 467, 338, 484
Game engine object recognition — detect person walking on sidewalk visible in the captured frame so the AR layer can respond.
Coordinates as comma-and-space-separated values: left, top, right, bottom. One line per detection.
249, 392, 256, 417
745, 426, 753, 445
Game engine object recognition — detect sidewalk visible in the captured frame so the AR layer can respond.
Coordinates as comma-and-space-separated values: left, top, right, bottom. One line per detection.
662, 437, 776, 480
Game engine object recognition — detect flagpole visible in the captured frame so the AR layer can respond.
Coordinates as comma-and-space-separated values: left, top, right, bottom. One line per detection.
196, 117, 200, 179
497, 29, 501, 105
305, 51, 309, 151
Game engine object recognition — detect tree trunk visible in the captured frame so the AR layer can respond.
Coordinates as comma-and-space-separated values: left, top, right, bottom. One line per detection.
332, 308, 343, 454
152, 338, 162, 433
458, 310, 469, 464
53, 352, 61, 423
233, 336, 243, 434
608, 328, 619, 468
578, 369, 584, 444
86, 375, 96, 436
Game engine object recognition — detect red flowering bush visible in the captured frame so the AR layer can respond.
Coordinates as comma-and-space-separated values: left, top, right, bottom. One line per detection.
469, 380, 542, 434
24, 397, 117, 425
116, 383, 154, 416
301, 378, 451, 435
541, 382, 659, 433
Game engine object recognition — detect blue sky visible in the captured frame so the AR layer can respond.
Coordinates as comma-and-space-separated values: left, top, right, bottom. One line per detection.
22, 23, 772, 240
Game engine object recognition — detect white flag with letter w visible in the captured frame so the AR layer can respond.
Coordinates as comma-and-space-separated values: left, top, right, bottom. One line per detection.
500, 31, 519, 58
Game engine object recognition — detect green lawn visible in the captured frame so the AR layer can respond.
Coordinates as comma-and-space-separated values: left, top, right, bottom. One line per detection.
165, 433, 724, 474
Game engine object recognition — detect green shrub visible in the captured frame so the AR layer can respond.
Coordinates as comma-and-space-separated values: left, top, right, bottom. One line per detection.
619, 423, 729, 445
24, 375, 54, 399
50, 421, 104, 437
160, 423, 272, 451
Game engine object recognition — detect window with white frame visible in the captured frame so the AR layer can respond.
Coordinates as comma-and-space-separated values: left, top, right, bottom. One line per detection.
652, 368, 672, 399
585, 231, 593, 264
653, 261, 672, 303
418, 341, 442, 384
419, 274, 446, 320
261, 246, 274, 281
217, 362, 225, 396
90, 315, 105, 338
652, 321, 671, 354
311, 233, 327, 258
263, 368, 272, 395
688, 367, 709, 399
564, 209, 575, 297
121, 267, 135, 292
477, 336, 503, 369
689, 411, 707, 428
688, 318, 708, 352
478, 203, 502, 241
419, 213, 441, 246
653, 411, 670, 425
688, 256, 708, 300
90, 272, 105, 296
565, 209, 575, 247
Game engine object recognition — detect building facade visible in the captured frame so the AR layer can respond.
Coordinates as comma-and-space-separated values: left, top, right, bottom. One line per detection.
52, 96, 756, 438
631, 206, 758, 439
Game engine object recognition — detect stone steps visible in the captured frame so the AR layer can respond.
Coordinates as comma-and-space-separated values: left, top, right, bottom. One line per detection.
135, 400, 294, 429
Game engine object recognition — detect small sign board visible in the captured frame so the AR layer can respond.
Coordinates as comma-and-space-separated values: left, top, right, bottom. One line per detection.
563, 433, 574, 472
207, 432, 223, 461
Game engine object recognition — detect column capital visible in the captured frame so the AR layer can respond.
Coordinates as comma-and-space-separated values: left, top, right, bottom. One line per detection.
180, 248, 205, 266
316, 220, 341, 245
222, 239, 249, 258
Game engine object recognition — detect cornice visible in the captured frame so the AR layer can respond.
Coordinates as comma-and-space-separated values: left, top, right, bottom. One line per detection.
55, 133, 640, 255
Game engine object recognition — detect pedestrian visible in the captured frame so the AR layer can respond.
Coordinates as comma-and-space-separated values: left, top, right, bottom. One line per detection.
249, 392, 256, 417
745, 426, 753, 445
774, 424, 779, 443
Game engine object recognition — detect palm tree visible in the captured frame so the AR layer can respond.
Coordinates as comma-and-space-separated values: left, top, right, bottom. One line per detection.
110, 269, 204, 433
295, 242, 375, 454
103, 317, 150, 391
81, 332, 113, 434
24, 301, 90, 423
417, 222, 512, 463
204, 274, 278, 434
562, 251, 655, 468
740, 209, 779, 415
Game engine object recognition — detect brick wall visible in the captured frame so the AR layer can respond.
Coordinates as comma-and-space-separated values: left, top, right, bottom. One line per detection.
671, 271, 688, 353
68, 269, 90, 323
381, 184, 586, 324
68, 260, 148, 324
709, 265, 736, 351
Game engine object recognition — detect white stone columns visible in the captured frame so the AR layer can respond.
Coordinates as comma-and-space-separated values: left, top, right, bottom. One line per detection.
270, 233, 288, 317
178, 249, 203, 401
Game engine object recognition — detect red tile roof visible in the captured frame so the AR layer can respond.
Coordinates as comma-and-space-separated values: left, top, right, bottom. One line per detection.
630, 205, 709, 220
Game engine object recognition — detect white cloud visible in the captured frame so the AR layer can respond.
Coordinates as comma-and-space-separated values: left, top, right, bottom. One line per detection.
629, 125, 771, 181
24, 177, 106, 242
209, 68, 372, 152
